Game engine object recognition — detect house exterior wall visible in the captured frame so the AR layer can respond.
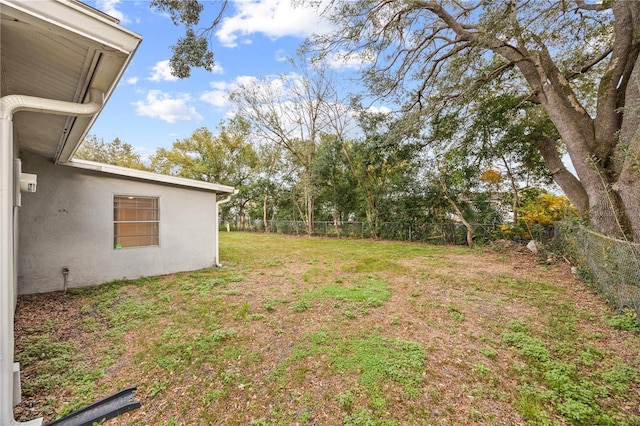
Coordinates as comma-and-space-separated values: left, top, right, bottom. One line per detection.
18, 152, 218, 294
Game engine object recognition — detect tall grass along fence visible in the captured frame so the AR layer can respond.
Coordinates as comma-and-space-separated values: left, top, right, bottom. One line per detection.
555, 221, 640, 315
222, 220, 551, 246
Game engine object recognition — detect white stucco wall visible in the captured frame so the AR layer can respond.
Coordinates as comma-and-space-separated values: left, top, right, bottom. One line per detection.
18, 152, 219, 294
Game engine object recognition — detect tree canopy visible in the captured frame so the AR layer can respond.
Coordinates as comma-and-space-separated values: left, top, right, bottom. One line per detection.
151, 1, 640, 241
309, 1, 640, 240
75, 135, 147, 170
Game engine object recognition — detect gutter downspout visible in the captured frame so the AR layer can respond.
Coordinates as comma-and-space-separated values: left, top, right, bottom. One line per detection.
0, 89, 103, 426
214, 191, 237, 267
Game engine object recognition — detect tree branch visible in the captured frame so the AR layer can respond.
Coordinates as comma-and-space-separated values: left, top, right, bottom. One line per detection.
536, 136, 588, 215
592, 2, 638, 158
566, 46, 613, 80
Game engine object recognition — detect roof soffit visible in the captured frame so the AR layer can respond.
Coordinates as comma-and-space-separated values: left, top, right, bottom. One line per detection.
0, 0, 141, 161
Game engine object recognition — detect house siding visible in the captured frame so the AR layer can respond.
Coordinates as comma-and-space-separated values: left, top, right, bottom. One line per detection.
18, 151, 217, 294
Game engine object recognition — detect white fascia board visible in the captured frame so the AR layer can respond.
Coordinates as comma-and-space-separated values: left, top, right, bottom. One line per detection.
63, 159, 237, 195
0, 0, 142, 54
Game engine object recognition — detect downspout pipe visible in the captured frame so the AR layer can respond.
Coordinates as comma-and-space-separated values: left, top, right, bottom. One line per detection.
0, 89, 103, 426
214, 190, 237, 267
1, 89, 103, 122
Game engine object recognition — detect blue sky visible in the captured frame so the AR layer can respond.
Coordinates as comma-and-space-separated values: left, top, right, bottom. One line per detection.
87, 0, 362, 159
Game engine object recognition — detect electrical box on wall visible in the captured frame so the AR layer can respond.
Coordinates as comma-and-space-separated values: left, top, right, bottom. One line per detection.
14, 159, 37, 207
20, 173, 37, 193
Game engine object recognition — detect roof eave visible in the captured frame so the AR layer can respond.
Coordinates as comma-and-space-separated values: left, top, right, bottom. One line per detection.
1, 0, 141, 54
63, 158, 237, 194
1, 0, 142, 163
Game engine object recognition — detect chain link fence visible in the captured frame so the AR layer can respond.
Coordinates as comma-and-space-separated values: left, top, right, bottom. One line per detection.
554, 221, 640, 315
222, 220, 535, 245
223, 219, 639, 313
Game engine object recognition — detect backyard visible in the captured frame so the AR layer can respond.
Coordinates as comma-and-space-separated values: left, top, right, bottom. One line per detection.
13, 232, 640, 425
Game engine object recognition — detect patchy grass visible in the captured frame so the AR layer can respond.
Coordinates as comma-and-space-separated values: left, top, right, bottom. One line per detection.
305, 276, 390, 307
14, 232, 640, 425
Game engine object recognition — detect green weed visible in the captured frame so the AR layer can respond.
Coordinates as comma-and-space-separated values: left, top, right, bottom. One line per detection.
149, 380, 168, 397
289, 300, 312, 312
480, 347, 497, 359
234, 302, 251, 320
263, 296, 289, 311
203, 389, 226, 404
447, 305, 465, 325
504, 320, 637, 424
288, 330, 426, 404
600, 361, 639, 393
607, 309, 640, 332
248, 313, 267, 321
474, 363, 490, 375
337, 390, 356, 412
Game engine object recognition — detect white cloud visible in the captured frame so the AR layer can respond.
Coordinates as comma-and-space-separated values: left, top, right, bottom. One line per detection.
367, 105, 392, 114
323, 50, 374, 71
125, 76, 139, 85
199, 73, 302, 113
234, 75, 260, 87
215, 0, 334, 47
133, 90, 203, 123
275, 49, 290, 63
95, 0, 130, 24
148, 60, 179, 82
200, 81, 232, 108
211, 62, 225, 75
199, 76, 266, 109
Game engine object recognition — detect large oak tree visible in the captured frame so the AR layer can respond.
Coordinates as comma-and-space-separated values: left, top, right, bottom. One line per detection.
309, 0, 640, 241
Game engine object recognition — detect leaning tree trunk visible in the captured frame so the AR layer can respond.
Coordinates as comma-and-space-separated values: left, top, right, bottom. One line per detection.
439, 179, 473, 248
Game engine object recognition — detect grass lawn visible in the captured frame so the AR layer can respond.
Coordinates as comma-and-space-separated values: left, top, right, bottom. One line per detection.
13, 232, 640, 425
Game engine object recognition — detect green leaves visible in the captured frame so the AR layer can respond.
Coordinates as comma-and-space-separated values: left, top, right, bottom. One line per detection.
149, 119, 258, 186
170, 29, 215, 79
150, 0, 222, 78
75, 135, 147, 170
150, 0, 203, 26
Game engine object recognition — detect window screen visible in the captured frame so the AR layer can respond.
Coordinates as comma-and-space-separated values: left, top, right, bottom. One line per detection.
114, 195, 159, 248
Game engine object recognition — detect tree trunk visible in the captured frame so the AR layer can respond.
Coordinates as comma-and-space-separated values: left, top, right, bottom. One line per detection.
529, 54, 626, 237
501, 155, 521, 223
440, 179, 473, 248
470, 2, 637, 239
305, 181, 314, 235
263, 194, 270, 233
364, 198, 378, 238
536, 137, 589, 216
614, 53, 640, 241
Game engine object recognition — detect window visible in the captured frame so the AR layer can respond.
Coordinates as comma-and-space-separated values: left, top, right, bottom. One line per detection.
113, 195, 159, 248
